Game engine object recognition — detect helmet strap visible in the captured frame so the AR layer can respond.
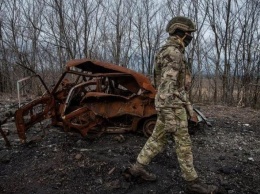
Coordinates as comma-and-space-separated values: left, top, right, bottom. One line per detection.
176, 35, 186, 48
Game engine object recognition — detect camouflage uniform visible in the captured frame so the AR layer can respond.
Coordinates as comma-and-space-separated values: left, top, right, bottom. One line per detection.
137, 36, 198, 181
128, 16, 221, 194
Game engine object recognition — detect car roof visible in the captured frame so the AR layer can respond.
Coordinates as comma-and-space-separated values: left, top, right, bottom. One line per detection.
66, 59, 156, 97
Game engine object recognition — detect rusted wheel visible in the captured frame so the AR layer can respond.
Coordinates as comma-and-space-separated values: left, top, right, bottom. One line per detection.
142, 117, 156, 137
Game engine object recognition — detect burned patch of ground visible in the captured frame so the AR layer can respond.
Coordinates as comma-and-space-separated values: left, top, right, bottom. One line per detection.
0, 103, 260, 194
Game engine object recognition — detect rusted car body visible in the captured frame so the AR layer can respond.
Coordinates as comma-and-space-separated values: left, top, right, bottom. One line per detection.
13, 59, 210, 144
15, 59, 158, 142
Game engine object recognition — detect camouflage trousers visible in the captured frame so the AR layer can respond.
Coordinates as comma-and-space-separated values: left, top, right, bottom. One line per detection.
137, 107, 198, 181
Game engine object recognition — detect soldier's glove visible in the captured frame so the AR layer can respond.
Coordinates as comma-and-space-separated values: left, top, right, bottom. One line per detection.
185, 102, 198, 122
185, 102, 194, 118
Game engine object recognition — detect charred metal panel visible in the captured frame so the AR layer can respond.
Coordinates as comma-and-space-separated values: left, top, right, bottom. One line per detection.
0, 117, 11, 147
15, 95, 54, 142
82, 93, 155, 118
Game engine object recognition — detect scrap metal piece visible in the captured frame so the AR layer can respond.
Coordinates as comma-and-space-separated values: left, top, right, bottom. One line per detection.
0, 111, 15, 147
0, 124, 11, 147
193, 108, 212, 127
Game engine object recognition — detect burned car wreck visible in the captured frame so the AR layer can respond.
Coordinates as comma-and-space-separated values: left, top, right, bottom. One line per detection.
1, 59, 211, 145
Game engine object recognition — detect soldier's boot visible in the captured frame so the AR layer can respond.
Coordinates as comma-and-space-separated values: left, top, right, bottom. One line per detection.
128, 162, 157, 181
187, 178, 219, 194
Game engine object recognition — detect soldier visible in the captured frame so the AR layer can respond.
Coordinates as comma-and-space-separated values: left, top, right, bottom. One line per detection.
128, 16, 221, 194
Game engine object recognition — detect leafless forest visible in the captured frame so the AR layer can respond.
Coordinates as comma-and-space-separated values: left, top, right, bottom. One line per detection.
0, 0, 259, 108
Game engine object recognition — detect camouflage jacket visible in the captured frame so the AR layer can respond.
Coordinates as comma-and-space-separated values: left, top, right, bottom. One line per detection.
154, 36, 191, 108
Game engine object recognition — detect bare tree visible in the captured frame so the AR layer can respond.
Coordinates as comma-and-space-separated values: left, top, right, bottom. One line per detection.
132, 0, 163, 74
103, 0, 133, 66
0, 0, 259, 108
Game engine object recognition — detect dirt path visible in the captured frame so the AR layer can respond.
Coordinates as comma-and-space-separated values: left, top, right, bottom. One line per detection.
0, 104, 260, 194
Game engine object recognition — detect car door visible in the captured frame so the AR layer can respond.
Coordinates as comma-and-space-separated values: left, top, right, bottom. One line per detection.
15, 75, 54, 142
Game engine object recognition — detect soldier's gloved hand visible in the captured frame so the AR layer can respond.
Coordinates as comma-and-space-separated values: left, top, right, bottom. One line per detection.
186, 102, 194, 118
186, 102, 198, 122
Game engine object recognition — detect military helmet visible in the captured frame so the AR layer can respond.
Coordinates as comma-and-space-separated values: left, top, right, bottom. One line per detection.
166, 16, 196, 34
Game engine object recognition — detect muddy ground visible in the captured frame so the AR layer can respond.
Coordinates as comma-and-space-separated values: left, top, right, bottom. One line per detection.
0, 102, 260, 194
